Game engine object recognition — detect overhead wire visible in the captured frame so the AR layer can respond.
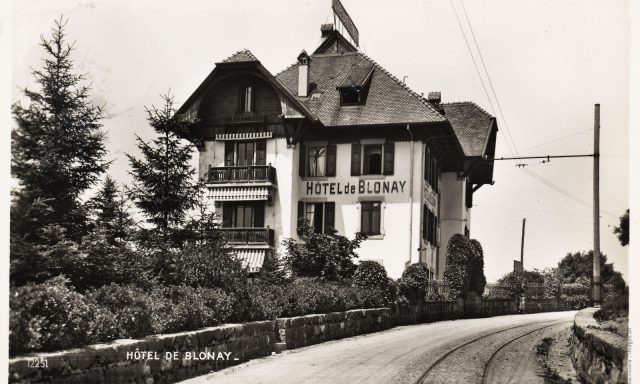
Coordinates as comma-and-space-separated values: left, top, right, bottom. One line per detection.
454, 1, 616, 220
447, 0, 514, 154
459, 0, 522, 163
519, 128, 593, 153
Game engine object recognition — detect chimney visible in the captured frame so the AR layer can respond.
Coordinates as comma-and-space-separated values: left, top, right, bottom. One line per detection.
427, 91, 441, 104
297, 51, 311, 97
321, 24, 334, 38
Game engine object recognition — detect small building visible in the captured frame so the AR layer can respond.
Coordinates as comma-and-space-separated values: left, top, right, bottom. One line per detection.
177, 24, 497, 279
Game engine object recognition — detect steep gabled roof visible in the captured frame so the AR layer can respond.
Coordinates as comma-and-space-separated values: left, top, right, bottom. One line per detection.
275, 51, 446, 127
176, 49, 317, 121
441, 102, 496, 157
221, 49, 258, 63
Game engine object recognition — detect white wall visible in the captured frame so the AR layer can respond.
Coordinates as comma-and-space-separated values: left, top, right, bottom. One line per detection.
294, 141, 424, 279
438, 171, 470, 279
199, 139, 467, 280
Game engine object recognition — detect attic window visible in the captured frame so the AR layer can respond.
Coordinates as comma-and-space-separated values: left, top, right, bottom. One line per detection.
340, 88, 361, 105
309, 92, 323, 101
238, 85, 255, 113
337, 65, 373, 106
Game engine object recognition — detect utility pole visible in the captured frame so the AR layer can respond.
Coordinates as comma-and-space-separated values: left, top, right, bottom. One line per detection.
593, 104, 602, 306
520, 218, 526, 268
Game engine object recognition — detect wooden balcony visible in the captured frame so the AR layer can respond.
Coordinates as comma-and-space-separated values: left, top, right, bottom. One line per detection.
219, 227, 275, 246
225, 114, 265, 125
208, 165, 277, 185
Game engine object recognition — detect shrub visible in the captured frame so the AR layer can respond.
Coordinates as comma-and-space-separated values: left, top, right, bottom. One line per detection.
398, 263, 430, 305
9, 276, 116, 356
560, 276, 591, 309
279, 279, 386, 317
353, 261, 389, 290
232, 283, 285, 321
90, 284, 235, 336
282, 225, 365, 282
442, 234, 487, 298
89, 283, 157, 337
156, 285, 234, 333
163, 241, 246, 291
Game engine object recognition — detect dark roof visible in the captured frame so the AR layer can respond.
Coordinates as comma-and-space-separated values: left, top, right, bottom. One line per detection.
338, 65, 374, 88
275, 51, 446, 127
441, 102, 496, 157
221, 49, 258, 63
176, 49, 317, 121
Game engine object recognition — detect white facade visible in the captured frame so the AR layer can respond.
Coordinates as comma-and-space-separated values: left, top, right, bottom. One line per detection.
198, 138, 452, 279
180, 27, 496, 280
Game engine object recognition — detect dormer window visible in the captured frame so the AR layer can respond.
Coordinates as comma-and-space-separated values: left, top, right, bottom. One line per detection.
340, 88, 361, 105
238, 85, 255, 113
337, 64, 374, 107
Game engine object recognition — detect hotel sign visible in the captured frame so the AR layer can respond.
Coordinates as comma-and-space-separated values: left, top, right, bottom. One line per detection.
305, 180, 406, 196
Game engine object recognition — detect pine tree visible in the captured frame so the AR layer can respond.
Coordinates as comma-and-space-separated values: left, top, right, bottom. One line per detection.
126, 94, 200, 246
11, 17, 108, 242
88, 175, 135, 244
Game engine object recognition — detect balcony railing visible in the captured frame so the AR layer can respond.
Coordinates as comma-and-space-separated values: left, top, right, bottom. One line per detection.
219, 227, 275, 246
208, 165, 277, 185
225, 114, 265, 125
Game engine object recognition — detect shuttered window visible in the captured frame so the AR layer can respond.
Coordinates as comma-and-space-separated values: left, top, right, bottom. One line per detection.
299, 144, 306, 177
326, 145, 337, 177
361, 201, 381, 236
383, 142, 395, 175
351, 144, 361, 176
324, 202, 335, 233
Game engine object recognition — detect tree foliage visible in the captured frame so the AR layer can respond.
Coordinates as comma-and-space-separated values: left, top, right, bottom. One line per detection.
11, 17, 108, 243
613, 209, 629, 246
397, 263, 430, 304
496, 270, 544, 298
126, 94, 200, 242
88, 176, 135, 244
282, 224, 365, 282
558, 250, 625, 291
442, 234, 487, 298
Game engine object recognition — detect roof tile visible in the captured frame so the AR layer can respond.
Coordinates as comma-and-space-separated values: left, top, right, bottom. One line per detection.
221, 49, 258, 63
441, 102, 495, 157
276, 52, 446, 127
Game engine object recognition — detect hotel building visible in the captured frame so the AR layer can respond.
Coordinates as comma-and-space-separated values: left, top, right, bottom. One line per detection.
177, 24, 497, 279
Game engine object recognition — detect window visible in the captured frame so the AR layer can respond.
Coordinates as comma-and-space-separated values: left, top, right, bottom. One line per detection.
238, 85, 255, 113
297, 201, 335, 234
363, 145, 382, 175
224, 140, 266, 167
351, 143, 394, 176
299, 144, 336, 177
222, 202, 265, 228
340, 88, 361, 105
307, 147, 326, 177
422, 205, 438, 245
361, 201, 381, 236
424, 147, 440, 190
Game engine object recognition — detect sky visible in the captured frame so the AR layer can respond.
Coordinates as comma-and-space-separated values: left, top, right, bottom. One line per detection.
8, 0, 630, 282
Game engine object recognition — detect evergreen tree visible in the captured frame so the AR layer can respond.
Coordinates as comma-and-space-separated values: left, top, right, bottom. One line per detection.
88, 175, 135, 244
126, 94, 200, 247
11, 17, 108, 242
613, 209, 629, 246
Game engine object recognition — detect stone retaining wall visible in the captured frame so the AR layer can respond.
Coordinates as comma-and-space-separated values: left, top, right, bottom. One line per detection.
9, 303, 576, 383
9, 321, 276, 384
570, 308, 628, 384
275, 308, 392, 349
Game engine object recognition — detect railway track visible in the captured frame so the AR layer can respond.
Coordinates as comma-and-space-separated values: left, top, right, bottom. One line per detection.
414, 319, 573, 384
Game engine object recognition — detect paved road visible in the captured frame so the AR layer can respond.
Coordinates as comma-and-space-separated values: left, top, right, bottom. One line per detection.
182, 311, 576, 384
